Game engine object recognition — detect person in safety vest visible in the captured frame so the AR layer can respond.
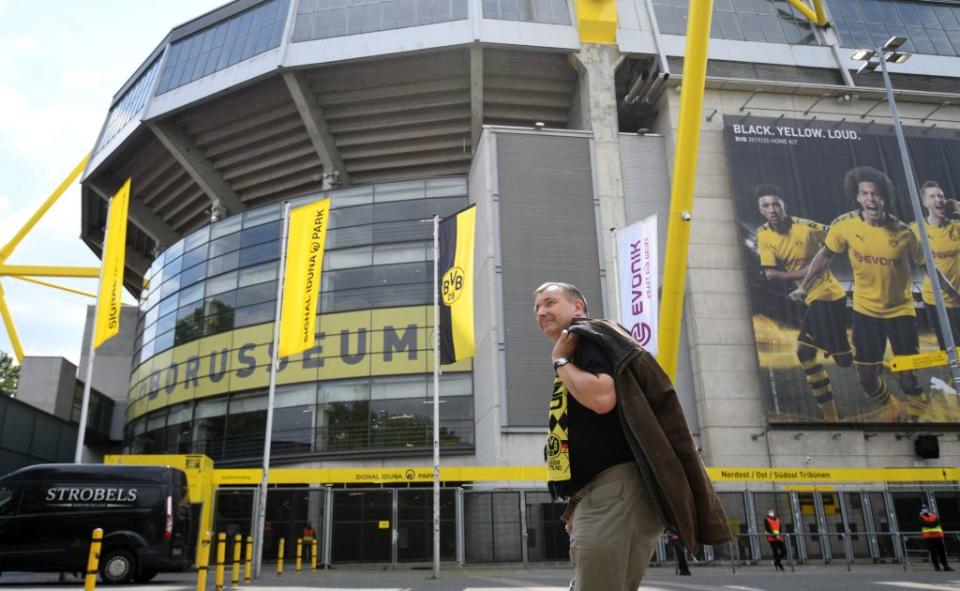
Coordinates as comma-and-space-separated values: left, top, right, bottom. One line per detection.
920, 506, 953, 571
764, 509, 787, 571
302, 524, 316, 563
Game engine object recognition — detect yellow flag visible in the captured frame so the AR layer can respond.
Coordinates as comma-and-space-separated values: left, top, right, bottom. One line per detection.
278, 198, 331, 357
439, 205, 476, 364
93, 179, 130, 349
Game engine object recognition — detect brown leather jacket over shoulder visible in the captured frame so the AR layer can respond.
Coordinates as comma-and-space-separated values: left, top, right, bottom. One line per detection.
568, 318, 731, 553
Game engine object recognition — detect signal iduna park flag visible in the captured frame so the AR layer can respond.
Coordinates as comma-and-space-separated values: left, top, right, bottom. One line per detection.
279, 198, 331, 357
439, 205, 476, 365
93, 179, 131, 349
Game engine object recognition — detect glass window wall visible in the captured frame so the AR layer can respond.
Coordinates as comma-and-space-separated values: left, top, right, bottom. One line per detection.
134, 179, 466, 361
653, 0, 819, 44
126, 374, 472, 461
827, 0, 960, 57
293, 0, 470, 42
157, 0, 290, 94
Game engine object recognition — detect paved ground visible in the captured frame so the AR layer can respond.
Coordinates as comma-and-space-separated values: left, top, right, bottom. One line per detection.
4, 564, 960, 590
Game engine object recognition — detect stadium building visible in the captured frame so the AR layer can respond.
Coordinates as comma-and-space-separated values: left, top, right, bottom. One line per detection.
70, 0, 960, 566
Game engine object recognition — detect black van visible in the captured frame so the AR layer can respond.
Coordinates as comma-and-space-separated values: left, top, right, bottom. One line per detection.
0, 464, 195, 583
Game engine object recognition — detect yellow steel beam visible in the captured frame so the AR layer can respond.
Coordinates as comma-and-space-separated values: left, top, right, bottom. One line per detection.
657, 0, 713, 382
0, 283, 24, 364
575, 0, 618, 44
11, 276, 96, 298
0, 265, 101, 278
0, 152, 91, 264
787, 0, 829, 26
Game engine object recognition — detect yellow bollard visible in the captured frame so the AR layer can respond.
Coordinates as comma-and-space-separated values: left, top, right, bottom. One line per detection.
215, 532, 226, 591
196, 531, 212, 591
277, 538, 285, 576
232, 534, 242, 588
244, 536, 253, 583
84, 528, 103, 591
296, 538, 303, 574
311, 539, 318, 572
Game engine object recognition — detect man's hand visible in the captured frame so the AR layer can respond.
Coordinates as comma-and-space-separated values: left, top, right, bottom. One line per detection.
552, 328, 578, 361
788, 288, 807, 303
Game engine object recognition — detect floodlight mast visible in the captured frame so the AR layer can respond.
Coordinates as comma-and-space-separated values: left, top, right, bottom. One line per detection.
851, 39, 960, 387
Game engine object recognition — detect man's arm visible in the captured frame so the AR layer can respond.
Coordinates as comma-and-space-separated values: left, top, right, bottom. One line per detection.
763, 267, 807, 282
789, 247, 834, 302
936, 269, 960, 302
552, 330, 616, 414
556, 363, 616, 414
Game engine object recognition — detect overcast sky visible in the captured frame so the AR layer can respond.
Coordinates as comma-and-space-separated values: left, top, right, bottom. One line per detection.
0, 0, 227, 365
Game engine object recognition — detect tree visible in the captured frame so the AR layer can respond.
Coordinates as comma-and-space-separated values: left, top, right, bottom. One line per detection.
0, 351, 19, 397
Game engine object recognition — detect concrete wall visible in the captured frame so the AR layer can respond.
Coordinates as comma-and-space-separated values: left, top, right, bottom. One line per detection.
77, 304, 138, 402
15, 356, 77, 421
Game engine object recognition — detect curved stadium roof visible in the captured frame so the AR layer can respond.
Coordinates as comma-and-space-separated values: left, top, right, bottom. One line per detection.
79, 0, 592, 297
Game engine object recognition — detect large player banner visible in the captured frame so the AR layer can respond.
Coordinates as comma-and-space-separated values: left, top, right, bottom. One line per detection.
724, 115, 960, 425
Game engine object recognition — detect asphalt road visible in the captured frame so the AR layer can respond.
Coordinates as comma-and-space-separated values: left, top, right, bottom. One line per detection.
2, 564, 960, 590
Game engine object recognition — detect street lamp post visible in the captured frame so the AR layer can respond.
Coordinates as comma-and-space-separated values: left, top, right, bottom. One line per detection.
852, 36, 960, 387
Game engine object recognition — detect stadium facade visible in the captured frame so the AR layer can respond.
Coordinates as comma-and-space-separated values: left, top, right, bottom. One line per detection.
76, 0, 960, 565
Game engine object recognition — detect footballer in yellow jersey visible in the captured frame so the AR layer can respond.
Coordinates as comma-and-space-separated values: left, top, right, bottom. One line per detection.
911, 180, 960, 350
791, 167, 927, 422
755, 185, 851, 421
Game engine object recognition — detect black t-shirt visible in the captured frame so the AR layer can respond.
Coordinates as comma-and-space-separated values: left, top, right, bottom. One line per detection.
556, 338, 635, 498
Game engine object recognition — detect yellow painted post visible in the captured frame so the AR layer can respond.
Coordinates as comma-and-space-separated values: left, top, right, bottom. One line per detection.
244, 536, 253, 583
657, 0, 714, 382
216, 533, 226, 591
84, 528, 103, 591
311, 539, 318, 572
232, 534, 242, 588
196, 531, 212, 591
277, 538, 285, 575
296, 538, 303, 574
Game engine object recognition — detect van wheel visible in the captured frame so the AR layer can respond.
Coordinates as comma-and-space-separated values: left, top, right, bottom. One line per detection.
99, 549, 135, 584
133, 570, 157, 583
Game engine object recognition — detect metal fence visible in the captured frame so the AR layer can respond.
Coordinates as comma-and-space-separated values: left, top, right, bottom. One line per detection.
210, 485, 960, 569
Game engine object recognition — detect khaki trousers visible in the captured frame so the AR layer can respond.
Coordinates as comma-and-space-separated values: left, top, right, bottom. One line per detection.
567, 462, 663, 591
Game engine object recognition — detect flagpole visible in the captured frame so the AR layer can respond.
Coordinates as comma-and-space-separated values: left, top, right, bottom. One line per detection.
75, 197, 112, 463
253, 201, 291, 578
609, 227, 620, 325
432, 213, 441, 579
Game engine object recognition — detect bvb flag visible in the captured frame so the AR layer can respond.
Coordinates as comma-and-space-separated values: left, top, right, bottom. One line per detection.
93, 179, 131, 349
278, 198, 331, 357
438, 205, 476, 364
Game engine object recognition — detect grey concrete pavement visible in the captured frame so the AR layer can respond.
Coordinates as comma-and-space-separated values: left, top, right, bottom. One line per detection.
3, 564, 960, 590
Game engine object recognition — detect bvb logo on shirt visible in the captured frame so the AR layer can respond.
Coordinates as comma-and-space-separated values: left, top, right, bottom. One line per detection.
442, 266, 465, 306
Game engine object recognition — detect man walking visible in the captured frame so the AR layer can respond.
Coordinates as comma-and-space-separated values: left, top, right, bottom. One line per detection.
755, 184, 853, 421
920, 506, 953, 572
763, 509, 787, 571
534, 282, 730, 590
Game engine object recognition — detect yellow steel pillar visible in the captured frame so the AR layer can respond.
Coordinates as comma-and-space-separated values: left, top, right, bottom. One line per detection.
657, 0, 714, 382
0, 283, 24, 363
786, 0, 829, 26
0, 153, 90, 264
